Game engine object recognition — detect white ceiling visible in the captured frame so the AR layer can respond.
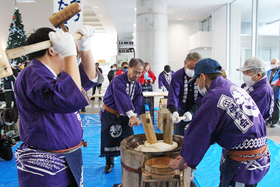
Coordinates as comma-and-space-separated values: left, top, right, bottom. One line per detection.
83, 0, 280, 41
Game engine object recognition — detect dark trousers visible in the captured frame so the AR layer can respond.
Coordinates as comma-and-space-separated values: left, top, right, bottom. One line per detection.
228, 181, 257, 187
5, 91, 15, 108
268, 98, 280, 124
0, 139, 13, 161
92, 84, 102, 95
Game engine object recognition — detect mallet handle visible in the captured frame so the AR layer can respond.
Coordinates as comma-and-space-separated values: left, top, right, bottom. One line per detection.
137, 115, 187, 125
172, 115, 187, 123
6, 33, 82, 60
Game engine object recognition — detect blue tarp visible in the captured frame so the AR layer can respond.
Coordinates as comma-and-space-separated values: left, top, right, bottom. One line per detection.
1, 114, 280, 187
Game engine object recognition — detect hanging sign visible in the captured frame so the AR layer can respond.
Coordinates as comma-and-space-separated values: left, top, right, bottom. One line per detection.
53, 0, 83, 33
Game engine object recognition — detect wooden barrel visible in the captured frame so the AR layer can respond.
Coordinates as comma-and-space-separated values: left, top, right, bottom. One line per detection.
120, 133, 183, 187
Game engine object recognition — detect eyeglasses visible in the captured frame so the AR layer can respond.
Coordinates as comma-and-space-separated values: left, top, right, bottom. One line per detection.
131, 69, 142, 75
242, 70, 254, 75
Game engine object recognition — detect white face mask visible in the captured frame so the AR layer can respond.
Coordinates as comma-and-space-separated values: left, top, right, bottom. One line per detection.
185, 68, 194, 78
5, 122, 14, 126
270, 64, 277, 69
197, 78, 208, 96
243, 74, 256, 86
112, 67, 117, 70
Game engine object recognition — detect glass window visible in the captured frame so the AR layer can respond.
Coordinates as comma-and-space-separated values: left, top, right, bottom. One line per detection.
257, 0, 280, 68
201, 16, 212, 31
229, 0, 252, 86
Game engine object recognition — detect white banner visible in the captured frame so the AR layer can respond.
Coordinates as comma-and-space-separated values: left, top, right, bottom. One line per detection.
53, 0, 83, 34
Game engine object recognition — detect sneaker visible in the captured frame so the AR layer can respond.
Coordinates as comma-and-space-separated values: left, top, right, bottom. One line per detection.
90, 97, 95, 100
99, 97, 102, 100
270, 124, 276, 128
81, 108, 86, 112
104, 164, 114, 173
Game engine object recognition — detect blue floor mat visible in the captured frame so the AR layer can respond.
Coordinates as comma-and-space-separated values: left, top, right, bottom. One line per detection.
1, 114, 280, 187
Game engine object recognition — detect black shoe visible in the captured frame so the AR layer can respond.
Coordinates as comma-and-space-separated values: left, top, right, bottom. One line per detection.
81, 108, 86, 112
104, 164, 114, 173
270, 124, 276, 128
90, 97, 95, 100
99, 97, 102, 100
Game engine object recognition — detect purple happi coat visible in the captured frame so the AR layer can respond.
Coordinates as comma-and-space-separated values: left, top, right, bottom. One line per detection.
103, 72, 143, 115
241, 77, 274, 121
99, 72, 143, 157
158, 70, 174, 90
167, 68, 199, 113
14, 59, 96, 187
181, 76, 270, 185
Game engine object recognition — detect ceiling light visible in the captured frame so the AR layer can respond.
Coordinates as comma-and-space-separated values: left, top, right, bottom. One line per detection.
132, 33, 135, 36
135, 8, 137, 12
204, 48, 208, 50
94, 6, 98, 9
16, 0, 37, 2
178, 18, 182, 20
99, 15, 103, 17
133, 24, 136, 27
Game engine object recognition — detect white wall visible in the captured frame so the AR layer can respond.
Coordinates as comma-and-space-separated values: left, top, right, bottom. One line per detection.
0, 0, 53, 48
212, 4, 228, 69
168, 21, 200, 72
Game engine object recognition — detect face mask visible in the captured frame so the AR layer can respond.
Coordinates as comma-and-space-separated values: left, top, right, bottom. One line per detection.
270, 64, 277, 69
122, 67, 128, 72
197, 78, 207, 96
164, 71, 170, 75
5, 122, 14, 126
185, 68, 194, 78
112, 67, 117, 70
243, 74, 256, 86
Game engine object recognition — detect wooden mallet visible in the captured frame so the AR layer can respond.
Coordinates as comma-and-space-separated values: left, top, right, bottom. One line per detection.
49, 2, 81, 32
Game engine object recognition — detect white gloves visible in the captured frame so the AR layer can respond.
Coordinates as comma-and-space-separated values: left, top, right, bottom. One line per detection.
172, 111, 180, 123
161, 86, 167, 92
183, 112, 192, 122
75, 25, 95, 51
49, 30, 77, 58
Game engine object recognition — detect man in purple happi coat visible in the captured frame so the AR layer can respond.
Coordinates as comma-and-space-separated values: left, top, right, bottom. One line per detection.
167, 52, 202, 135
100, 58, 144, 173
237, 57, 274, 121
169, 58, 270, 187
158, 65, 174, 92
14, 26, 98, 187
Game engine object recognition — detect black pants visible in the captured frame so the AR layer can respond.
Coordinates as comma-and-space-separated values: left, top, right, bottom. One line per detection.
0, 139, 13, 161
92, 84, 102, 95
5, 91, 15, 108
268, 98, 280, 124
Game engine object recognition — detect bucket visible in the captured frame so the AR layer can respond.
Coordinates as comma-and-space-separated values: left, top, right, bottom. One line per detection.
120, 133, 183, 187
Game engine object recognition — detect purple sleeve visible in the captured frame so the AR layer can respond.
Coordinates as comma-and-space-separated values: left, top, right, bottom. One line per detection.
79, 64, 98, 91
180, 95, 221, 168
251, 86, 274, 121
20, 70, 88, 113
112, 77, 136, 114
158, 72, 164, 89
167, 72, 182, 108
133, 82, 143, 115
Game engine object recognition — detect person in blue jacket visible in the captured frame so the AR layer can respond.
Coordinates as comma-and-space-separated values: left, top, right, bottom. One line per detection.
267, 58, 280, 127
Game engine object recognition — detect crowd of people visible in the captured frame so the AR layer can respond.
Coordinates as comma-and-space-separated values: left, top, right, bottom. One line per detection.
0, 24, 279, 187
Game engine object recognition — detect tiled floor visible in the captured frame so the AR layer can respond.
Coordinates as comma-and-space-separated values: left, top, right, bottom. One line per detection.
82, 94, 280, 144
